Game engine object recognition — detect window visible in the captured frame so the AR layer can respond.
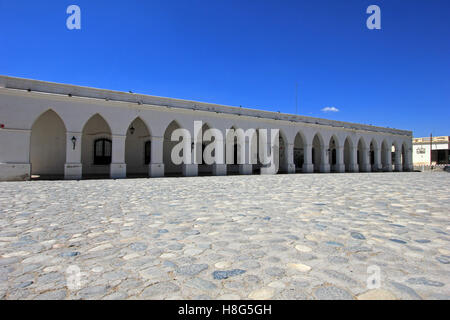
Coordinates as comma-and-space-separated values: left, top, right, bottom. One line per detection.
94, 139, 112, 165
145, 141, 151, 165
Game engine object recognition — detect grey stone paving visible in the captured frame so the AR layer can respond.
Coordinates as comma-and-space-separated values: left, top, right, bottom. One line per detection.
0, 172, 449, 300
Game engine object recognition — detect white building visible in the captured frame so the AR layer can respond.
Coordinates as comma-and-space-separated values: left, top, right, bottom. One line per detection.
0, 76, 413, 181
413, 136, 450, 167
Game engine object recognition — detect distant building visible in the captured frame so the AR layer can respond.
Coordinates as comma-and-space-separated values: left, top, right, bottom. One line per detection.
413, 136, 450, 166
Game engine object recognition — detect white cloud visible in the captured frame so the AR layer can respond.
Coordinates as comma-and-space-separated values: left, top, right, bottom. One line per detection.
321, 106, 339, 113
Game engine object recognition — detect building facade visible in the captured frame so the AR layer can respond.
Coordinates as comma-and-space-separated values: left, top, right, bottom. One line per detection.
413, 136, 450, 167
0, 76, 413, 181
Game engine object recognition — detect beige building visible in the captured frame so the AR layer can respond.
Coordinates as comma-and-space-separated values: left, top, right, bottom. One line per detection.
0, 76, 413, 181
413, 136, 450, 167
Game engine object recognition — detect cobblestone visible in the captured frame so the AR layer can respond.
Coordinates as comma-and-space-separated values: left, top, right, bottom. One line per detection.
0, 172, 449, 299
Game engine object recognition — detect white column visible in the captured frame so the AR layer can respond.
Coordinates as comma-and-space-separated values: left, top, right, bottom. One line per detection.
64, 132, 82, 180
349, 146, 359, 172
239, 164, 252, 175
373, 148, 382, 172
110, 134, 127, 179
183, 143, 198, 177
384, 147, 392, 172
212, 138, 227, 176
302, 143, 314, 173
335, 146, 345, 173
183, 164, 198, 177
320, 147, 330, 173
149, 136, 164, 177
212, 164, 227, 176
405, 147, 413, 171
286, 143, 295, 173
360, 147, 371, 172
239, 135, 253, 175
394, 148, 402, 172
261, 141, 277, 175
0, 128, 31, 181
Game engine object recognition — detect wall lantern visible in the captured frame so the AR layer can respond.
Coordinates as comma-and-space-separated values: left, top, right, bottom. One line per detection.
71, 136, 77, 150
129, 126, 135, 135
191, 142, 195, 151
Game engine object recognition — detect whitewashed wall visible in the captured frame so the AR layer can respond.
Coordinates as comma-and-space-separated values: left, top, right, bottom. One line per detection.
0, 76, 413, 181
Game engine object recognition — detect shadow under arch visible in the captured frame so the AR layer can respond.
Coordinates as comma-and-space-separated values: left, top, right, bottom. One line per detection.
197, 122, 214, 176
81, 113, 112, 179
293, 130, 307, 173
125, 117, 152, 178
357, 137, 368, 172
401, 141, 408, 171
226, 125, 240, 175
277, 129, 289, 174
343, 136, 354, 172
30, 109, 67, 180
328, 134, 340, 172
380, 139, 390, 171
312, 132, 325, 172
369, 138, 378, 171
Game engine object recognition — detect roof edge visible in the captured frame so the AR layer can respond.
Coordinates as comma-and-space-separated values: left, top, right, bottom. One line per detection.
0, 75, 412, 136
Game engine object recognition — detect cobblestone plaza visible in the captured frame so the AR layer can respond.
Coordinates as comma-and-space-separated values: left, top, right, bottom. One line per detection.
0, 172, 449, 300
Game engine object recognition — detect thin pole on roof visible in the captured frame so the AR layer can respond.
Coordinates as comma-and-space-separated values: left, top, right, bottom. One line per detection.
430, 133, 432, 166
295, 82, 298, 115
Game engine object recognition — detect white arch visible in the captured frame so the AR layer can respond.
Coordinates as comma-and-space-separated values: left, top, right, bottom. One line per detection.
81, 113, 112, 178
30, 109, 67, 178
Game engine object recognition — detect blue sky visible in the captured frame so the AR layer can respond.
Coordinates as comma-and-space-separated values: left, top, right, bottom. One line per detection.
1, 0, 449, 137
